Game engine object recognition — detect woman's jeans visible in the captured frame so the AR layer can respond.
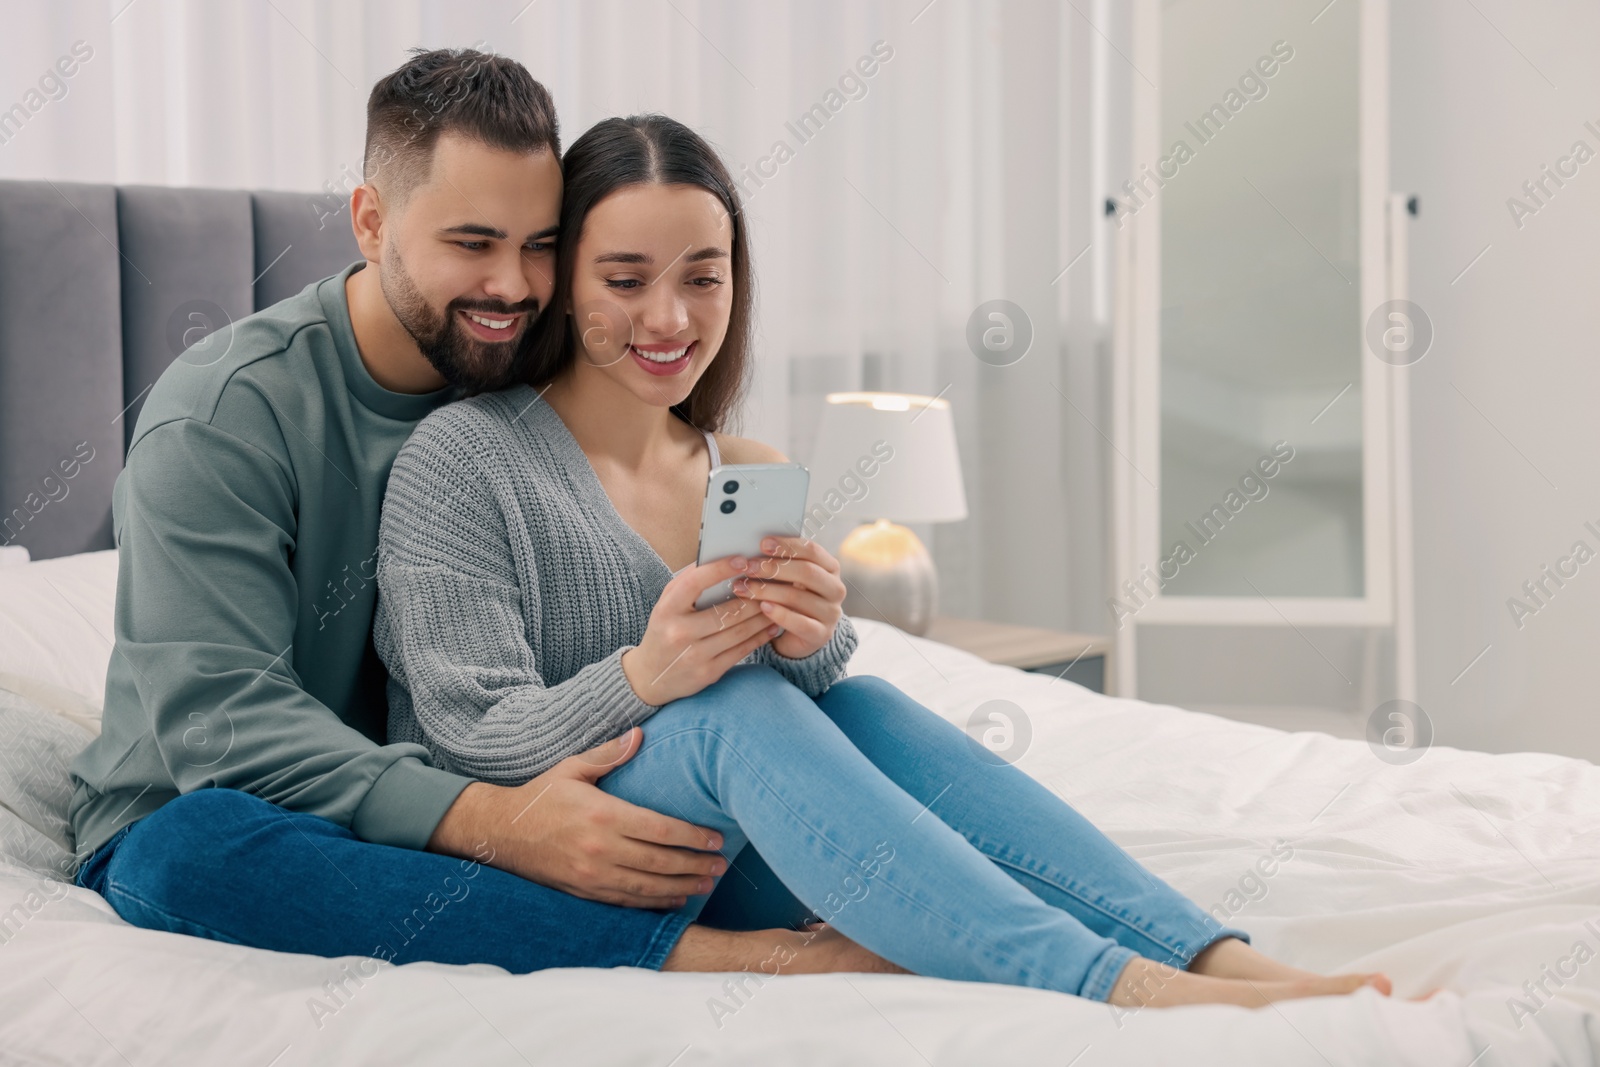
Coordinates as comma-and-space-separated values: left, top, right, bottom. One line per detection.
76, 666, 1244, 1001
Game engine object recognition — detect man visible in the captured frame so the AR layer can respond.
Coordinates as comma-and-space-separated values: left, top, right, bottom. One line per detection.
67, 47, 879, 977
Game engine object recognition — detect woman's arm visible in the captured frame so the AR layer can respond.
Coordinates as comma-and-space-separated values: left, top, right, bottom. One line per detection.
374, 412, 661, 787
749, 615, 858, 696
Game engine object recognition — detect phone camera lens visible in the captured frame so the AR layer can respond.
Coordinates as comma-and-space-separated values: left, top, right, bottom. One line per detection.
723, 480, 739, 494
720, 499, 737, 514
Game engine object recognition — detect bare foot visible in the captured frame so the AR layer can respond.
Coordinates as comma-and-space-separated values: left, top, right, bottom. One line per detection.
784, 923, 910, 976
1188, 937, 1392, 996
660, 923, 908, 976
1110, 956, 1387, 1010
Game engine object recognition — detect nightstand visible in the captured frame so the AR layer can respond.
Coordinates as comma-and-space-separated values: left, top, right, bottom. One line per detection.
923, 617, 1111, 694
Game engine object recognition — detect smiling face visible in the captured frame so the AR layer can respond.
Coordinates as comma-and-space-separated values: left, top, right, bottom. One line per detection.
378, 130, 563, 391
566, 182, 735, 408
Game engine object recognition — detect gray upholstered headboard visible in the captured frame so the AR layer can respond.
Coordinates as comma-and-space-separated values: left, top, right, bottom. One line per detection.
0, 180, 361, 561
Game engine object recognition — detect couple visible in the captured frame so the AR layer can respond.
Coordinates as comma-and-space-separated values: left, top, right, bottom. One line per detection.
67, 47, 1386, 1011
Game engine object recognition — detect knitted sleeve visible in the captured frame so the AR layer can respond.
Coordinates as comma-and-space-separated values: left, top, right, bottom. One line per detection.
749, 614, 859, 697
374, 412, 661, 787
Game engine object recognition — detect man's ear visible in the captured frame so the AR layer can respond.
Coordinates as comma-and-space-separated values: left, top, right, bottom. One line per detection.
350, 183, 386, 263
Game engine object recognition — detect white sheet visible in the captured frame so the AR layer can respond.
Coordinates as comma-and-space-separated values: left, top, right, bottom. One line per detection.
2, 557, 1598, 1064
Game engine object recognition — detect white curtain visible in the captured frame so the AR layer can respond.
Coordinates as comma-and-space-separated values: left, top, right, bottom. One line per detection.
1, 0, 1130, 633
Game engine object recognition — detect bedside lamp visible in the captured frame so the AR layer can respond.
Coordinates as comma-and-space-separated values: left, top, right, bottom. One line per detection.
807, 391, 967, 635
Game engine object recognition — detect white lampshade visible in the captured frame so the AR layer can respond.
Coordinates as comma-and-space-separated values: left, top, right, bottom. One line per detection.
806, 392, 967, 525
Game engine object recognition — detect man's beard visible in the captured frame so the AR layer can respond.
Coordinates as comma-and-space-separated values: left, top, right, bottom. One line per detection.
381, 242, 541, 393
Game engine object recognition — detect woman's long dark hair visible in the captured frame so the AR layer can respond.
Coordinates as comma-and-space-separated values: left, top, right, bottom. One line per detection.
522, 114, 754, 432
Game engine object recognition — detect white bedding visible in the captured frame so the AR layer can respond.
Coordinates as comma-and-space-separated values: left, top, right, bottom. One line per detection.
2, 552, 1598, 1065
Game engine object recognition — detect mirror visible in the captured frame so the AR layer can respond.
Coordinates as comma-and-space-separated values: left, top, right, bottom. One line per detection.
1157, 0, 1364, 598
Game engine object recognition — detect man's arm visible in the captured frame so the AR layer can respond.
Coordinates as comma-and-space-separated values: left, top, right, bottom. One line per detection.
423, 728, 727, 908
114, 417, 472, 849
119, 415, 725, 905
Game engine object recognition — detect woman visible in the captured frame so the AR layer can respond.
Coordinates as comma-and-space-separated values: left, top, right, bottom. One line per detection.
373, 114, 1389, 1008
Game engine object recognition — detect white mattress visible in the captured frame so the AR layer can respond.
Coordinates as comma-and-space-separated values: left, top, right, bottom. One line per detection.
2, 551, 1598, 1065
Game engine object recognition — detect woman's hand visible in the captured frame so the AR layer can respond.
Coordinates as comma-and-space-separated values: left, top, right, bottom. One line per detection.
731, 535, 846, 660
620, 555, 783, 705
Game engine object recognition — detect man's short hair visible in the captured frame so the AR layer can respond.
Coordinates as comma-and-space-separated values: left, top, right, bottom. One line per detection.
364, 47, 560, 204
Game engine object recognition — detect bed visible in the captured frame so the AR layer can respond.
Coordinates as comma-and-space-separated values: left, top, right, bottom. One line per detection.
2, 549, 1598, 1065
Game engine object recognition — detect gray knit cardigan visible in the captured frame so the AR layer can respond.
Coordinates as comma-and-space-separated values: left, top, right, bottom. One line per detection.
374, 383, 859, 786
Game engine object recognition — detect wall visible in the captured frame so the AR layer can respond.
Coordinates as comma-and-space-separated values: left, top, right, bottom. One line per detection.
1392, 0, 1600, 759
0, 0, 1119, 640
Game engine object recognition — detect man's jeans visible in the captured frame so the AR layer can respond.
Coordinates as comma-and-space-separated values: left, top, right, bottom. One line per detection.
76, 666, 1244, 1001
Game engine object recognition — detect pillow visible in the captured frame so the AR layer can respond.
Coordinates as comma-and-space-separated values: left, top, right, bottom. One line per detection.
0, 686, 95, 882
0, 673, 102, 738
0, 549, 117, 712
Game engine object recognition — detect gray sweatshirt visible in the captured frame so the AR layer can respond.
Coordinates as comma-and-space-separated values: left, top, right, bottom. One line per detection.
374, 384, 858, 787
69, 264, 474, 859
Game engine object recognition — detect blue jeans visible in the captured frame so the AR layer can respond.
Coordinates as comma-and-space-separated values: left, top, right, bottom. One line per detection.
77, 667, 1243, 1000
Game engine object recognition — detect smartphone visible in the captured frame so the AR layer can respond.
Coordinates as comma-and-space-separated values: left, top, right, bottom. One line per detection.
694, 462, 811, 610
